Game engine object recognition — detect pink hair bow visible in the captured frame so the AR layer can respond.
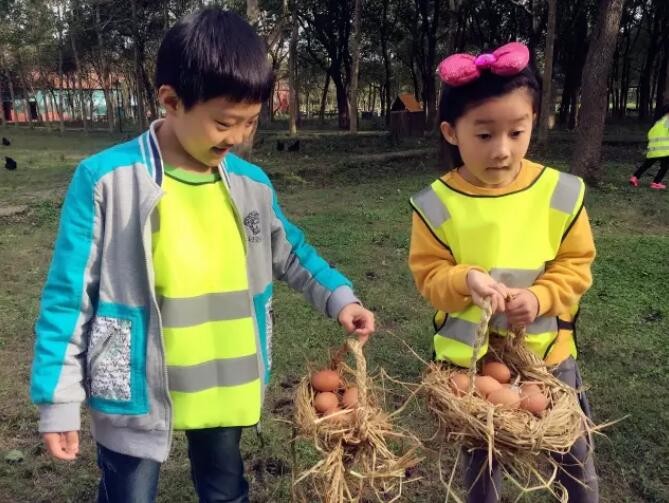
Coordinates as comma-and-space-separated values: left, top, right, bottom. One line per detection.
437, 42, 530, 87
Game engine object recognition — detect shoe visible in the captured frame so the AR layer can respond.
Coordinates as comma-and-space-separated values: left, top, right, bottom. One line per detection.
629, 176, 639, 187
650, 182, 666, 190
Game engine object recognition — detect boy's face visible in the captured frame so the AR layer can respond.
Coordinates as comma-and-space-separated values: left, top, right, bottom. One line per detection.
440, 87, 535, 188
160, 86, 261, 168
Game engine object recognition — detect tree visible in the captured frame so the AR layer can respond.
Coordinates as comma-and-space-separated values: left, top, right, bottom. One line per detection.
538, 0, 557, 143
348, 0, 362, 132
570, 0, 624, 184
288, 0, 299, 135
300, 0, 354, 129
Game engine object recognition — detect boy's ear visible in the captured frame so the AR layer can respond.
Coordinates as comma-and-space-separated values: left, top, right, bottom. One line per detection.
440, 121, 458, 145
158, 85, 182, 115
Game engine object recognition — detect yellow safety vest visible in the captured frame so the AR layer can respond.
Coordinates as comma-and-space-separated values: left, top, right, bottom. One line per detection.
153, 166, 261, 429
647, 116, 669, 159
410, 166, 584, 368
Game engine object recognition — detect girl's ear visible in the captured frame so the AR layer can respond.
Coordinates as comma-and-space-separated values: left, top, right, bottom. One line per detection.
440, 121, 458, 145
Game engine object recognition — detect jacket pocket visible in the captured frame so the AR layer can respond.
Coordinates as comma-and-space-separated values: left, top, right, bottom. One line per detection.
87, 303, 148, 415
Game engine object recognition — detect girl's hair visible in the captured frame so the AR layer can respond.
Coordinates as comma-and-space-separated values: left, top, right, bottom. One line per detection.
438, 66, 541, 168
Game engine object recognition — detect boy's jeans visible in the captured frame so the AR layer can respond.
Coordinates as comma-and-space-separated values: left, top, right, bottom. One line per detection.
97, 426, 249, 503
462, 357, 599, 503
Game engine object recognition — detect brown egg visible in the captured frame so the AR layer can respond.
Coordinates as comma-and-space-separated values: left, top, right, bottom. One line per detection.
520, 383, 549, 416
474, 375, 503, 397
487, 387, 521, 408
311, 370, 341, 392
449, 372, 472, 396
342, 387, 359, 408
482, 360, 512, 384
313, 392, 339, 414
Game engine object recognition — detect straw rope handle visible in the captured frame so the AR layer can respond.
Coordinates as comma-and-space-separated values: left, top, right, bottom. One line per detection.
467, 298, 494, 376
468, 297, 527, 374
327, 338, 369, 406
346, 338, 368, 407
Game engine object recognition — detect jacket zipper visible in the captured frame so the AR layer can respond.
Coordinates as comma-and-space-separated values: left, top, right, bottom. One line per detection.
141, 190, 173, 450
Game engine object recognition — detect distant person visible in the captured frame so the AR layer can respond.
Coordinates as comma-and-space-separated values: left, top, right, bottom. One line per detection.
629, 104, 669, 190
29, 8, 374, 503
408, 42, 598, 502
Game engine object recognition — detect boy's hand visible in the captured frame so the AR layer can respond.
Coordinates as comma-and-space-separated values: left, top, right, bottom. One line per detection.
43, 431, 79, 461
338, 303, 375, 346
506, 288, 539, 327
466, 270, 509, 314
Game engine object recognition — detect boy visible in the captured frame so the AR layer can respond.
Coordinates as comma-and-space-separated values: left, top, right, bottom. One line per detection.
30, 8, 374, 503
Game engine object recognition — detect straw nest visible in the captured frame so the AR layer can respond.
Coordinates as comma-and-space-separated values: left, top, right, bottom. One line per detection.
422, 301, 605, 501
292, 338, 421, 503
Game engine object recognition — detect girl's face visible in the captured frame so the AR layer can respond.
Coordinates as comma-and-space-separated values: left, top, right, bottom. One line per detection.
441, 87, 535, 188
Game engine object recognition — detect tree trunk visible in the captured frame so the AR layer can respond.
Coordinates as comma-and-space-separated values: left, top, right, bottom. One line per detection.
659, 47, 669, 110
41, 91, 52, 130
288, 0, 299, 136
332, 73, 350, 130
6, 71, 18, 128
131, 0, 146, 132
319, 72, 330, 124
0, 67, 5, 128
538, 0, 557, 143
349, 0, 362, 133
378, 0, 393, 125
95, 3, 115, 132
570, 0, 624, 184
638, 9, 661, 121
246, 0, 260, 25
18, 67, 33, 129
70, 32, 88, 133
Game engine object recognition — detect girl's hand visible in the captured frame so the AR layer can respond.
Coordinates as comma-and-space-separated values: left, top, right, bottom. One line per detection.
466, 269, 509, 314
506, 288, 540, 327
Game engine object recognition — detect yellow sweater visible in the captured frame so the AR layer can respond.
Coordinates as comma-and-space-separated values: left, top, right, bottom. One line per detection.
409, 160, 596, 320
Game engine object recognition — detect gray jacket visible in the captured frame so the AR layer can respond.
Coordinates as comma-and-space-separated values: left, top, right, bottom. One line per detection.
30, 121, 358, 461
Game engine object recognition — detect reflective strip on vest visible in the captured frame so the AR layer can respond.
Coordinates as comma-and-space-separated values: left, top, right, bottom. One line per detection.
159, 291, 252, 328
550, 172, 582, 214
411, 186, 451, 229
490, 266, 544, 288
489, 313, 558, 334
168, 354, 260, 392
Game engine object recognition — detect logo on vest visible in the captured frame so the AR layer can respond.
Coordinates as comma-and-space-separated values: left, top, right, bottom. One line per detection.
244, 211, 262, 243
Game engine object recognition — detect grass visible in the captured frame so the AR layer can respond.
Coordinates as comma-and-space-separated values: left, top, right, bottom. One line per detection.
0, 126, 668, 502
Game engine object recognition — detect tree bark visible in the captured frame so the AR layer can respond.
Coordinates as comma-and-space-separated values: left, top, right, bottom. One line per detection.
131, 0, 145, 131
6, 70, 18, 128
570, 0, 624, 184
348, 0, 362, 132
288, 0, 299, 136
70, 35, 88, 133
0, 76, 5, 129
319, 72, 330, 124
538, 0, 557, 143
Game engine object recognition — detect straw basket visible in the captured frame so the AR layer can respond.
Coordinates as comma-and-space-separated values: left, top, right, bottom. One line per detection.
292, 338, 420, 503
422, 300, 600, 500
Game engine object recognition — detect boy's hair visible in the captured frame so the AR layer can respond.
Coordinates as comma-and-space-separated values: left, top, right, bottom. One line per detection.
155, 8, 274, 109
438, 66, 541, 168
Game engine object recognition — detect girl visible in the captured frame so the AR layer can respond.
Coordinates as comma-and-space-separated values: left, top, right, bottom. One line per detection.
408, 43, 599, 502
629, 104, 669, 190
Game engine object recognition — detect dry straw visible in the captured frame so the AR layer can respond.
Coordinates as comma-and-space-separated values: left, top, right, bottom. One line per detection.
422, 300, 611, 501
292, 338, 421, 503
